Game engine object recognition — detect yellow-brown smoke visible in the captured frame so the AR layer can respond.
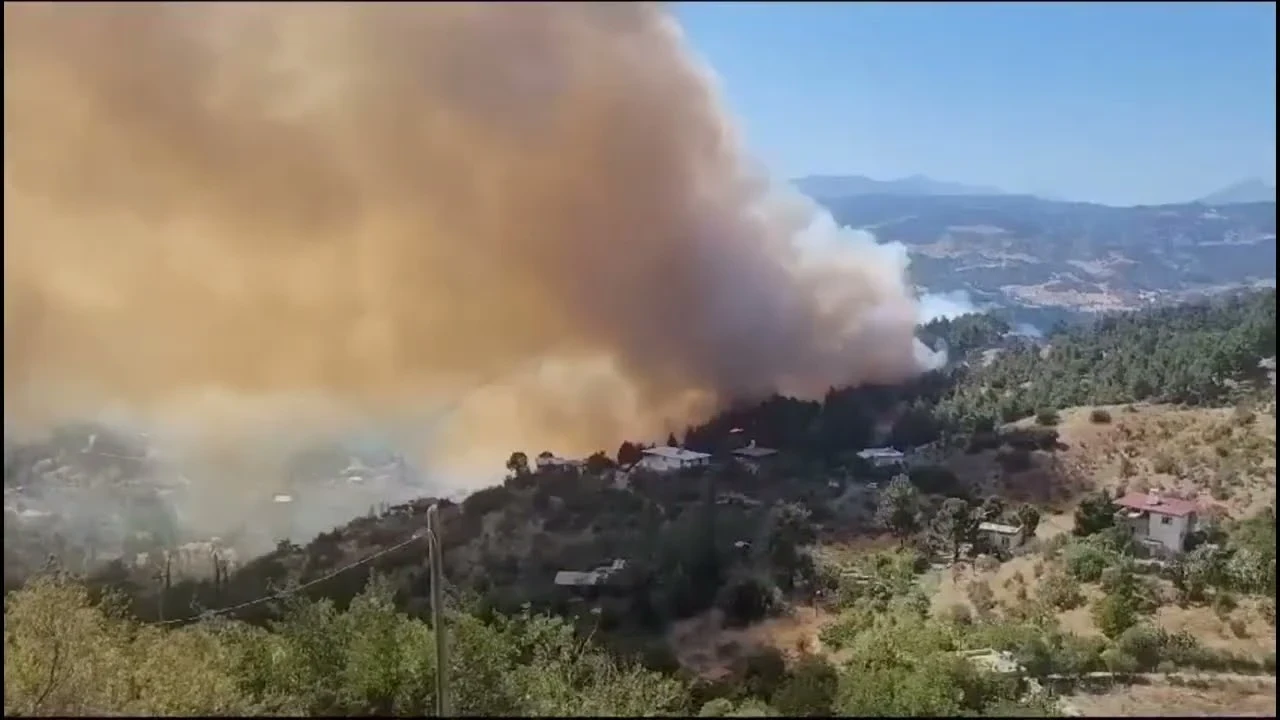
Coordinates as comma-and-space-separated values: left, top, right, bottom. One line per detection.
4, 2, 932, 487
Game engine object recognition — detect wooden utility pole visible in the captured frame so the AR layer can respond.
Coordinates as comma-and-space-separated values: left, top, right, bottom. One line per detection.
156, 551, 172, 622
427, 504, 450, 717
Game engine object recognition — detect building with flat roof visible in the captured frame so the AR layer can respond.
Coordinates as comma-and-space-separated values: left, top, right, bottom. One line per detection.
856, 447, 906, 469
639, 446, 711, 473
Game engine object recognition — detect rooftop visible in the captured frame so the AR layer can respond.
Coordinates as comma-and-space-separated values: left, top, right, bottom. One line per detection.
857, 447, 904, 458
1114, 492, 1198, 518
554, 559, 627, 587
978, 521, 1023, 535
956, 649, 1023, 675
536, 454, 582, 468
642, 446, 711, 461
733, 446, 778, 458
554, 571, 603, 587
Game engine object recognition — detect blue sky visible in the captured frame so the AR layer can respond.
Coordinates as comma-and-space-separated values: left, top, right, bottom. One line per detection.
674, 2, 1277, 206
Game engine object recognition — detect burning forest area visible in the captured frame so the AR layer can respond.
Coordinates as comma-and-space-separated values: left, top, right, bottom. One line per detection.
3, 1, 951, 592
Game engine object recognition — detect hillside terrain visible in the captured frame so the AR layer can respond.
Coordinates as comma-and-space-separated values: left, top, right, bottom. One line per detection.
4, 289, 1276, 716
811, 191, 1276, 326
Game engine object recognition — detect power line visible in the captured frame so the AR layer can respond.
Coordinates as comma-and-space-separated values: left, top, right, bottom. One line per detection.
148, 528, 427, 626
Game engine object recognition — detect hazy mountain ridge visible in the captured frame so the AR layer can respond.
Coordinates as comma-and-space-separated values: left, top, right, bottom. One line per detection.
810, 190, 1276, 321
1197, 178, 1277, 206
793, 174, 1007, 199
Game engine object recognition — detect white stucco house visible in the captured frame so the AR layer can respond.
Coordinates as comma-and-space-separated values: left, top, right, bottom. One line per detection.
1114, 492, 1199, 555
639, 446, 711, 473
856, 447, 906, 469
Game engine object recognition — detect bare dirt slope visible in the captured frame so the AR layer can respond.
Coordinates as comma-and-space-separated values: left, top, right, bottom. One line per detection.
1063, 675, 1277, 717
920, 402, 1276, 527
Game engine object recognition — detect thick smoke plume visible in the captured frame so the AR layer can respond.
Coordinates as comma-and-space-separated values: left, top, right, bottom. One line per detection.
5, 2, 936, 510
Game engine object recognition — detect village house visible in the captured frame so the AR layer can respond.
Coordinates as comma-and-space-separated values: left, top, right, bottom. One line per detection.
1113, 491, 1199, 555
639, 446, 712, 473
731, 441, 778, 473
954, 649, 1049, 703
535, 452, 584, 472
977, 521, 1027, 552
856, 447, 906, 469
553, 559, 628, 595
955, 648, 1024, 677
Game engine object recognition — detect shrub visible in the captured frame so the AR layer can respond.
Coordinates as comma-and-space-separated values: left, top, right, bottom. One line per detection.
1003, 427, 1059, 451
1212, 591, 1238, 620
907, 465, 963, 495
698, 698, 735, 717
1115, 624, 1166, 671
1050, 634, 1107, 677
1099, 648, 1138, 676
1089, 408, 1112, 424
716, 575, 780, 629
1118, 455, 1136, 477
965, 432, 1002, 454
1072, 493, 1118, 537
966, 581, 997, 619
771, 655, 838, 717
1092, 592, 1138, 639
942, 603, 974, 626
996, 449, 1032, 473
738, 648, 788, 702
1231, 403, 1256, 427
1039, 571, 1084, 611
464, 485, 516, 517
1151, 454, 1178, 475
1034, 409, 1060, 426
976, 555, 1001, 574
1063, 541, 1115, 583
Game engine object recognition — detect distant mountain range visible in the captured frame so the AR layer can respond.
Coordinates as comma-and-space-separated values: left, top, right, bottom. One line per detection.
793, 174, 1007, 200
797, 182, 1276, 328
1196, 178, 1277, 206
794, 174, 1277, 208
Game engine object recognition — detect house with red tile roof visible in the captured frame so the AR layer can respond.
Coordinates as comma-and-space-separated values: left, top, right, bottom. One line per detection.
1113, 491, 1199, 555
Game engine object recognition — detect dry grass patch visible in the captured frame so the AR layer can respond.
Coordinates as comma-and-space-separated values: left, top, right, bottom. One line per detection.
1063, 675, 1277, 717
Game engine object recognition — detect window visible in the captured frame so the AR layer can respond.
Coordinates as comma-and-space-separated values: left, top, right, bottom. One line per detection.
1160, 516, 1172, 525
